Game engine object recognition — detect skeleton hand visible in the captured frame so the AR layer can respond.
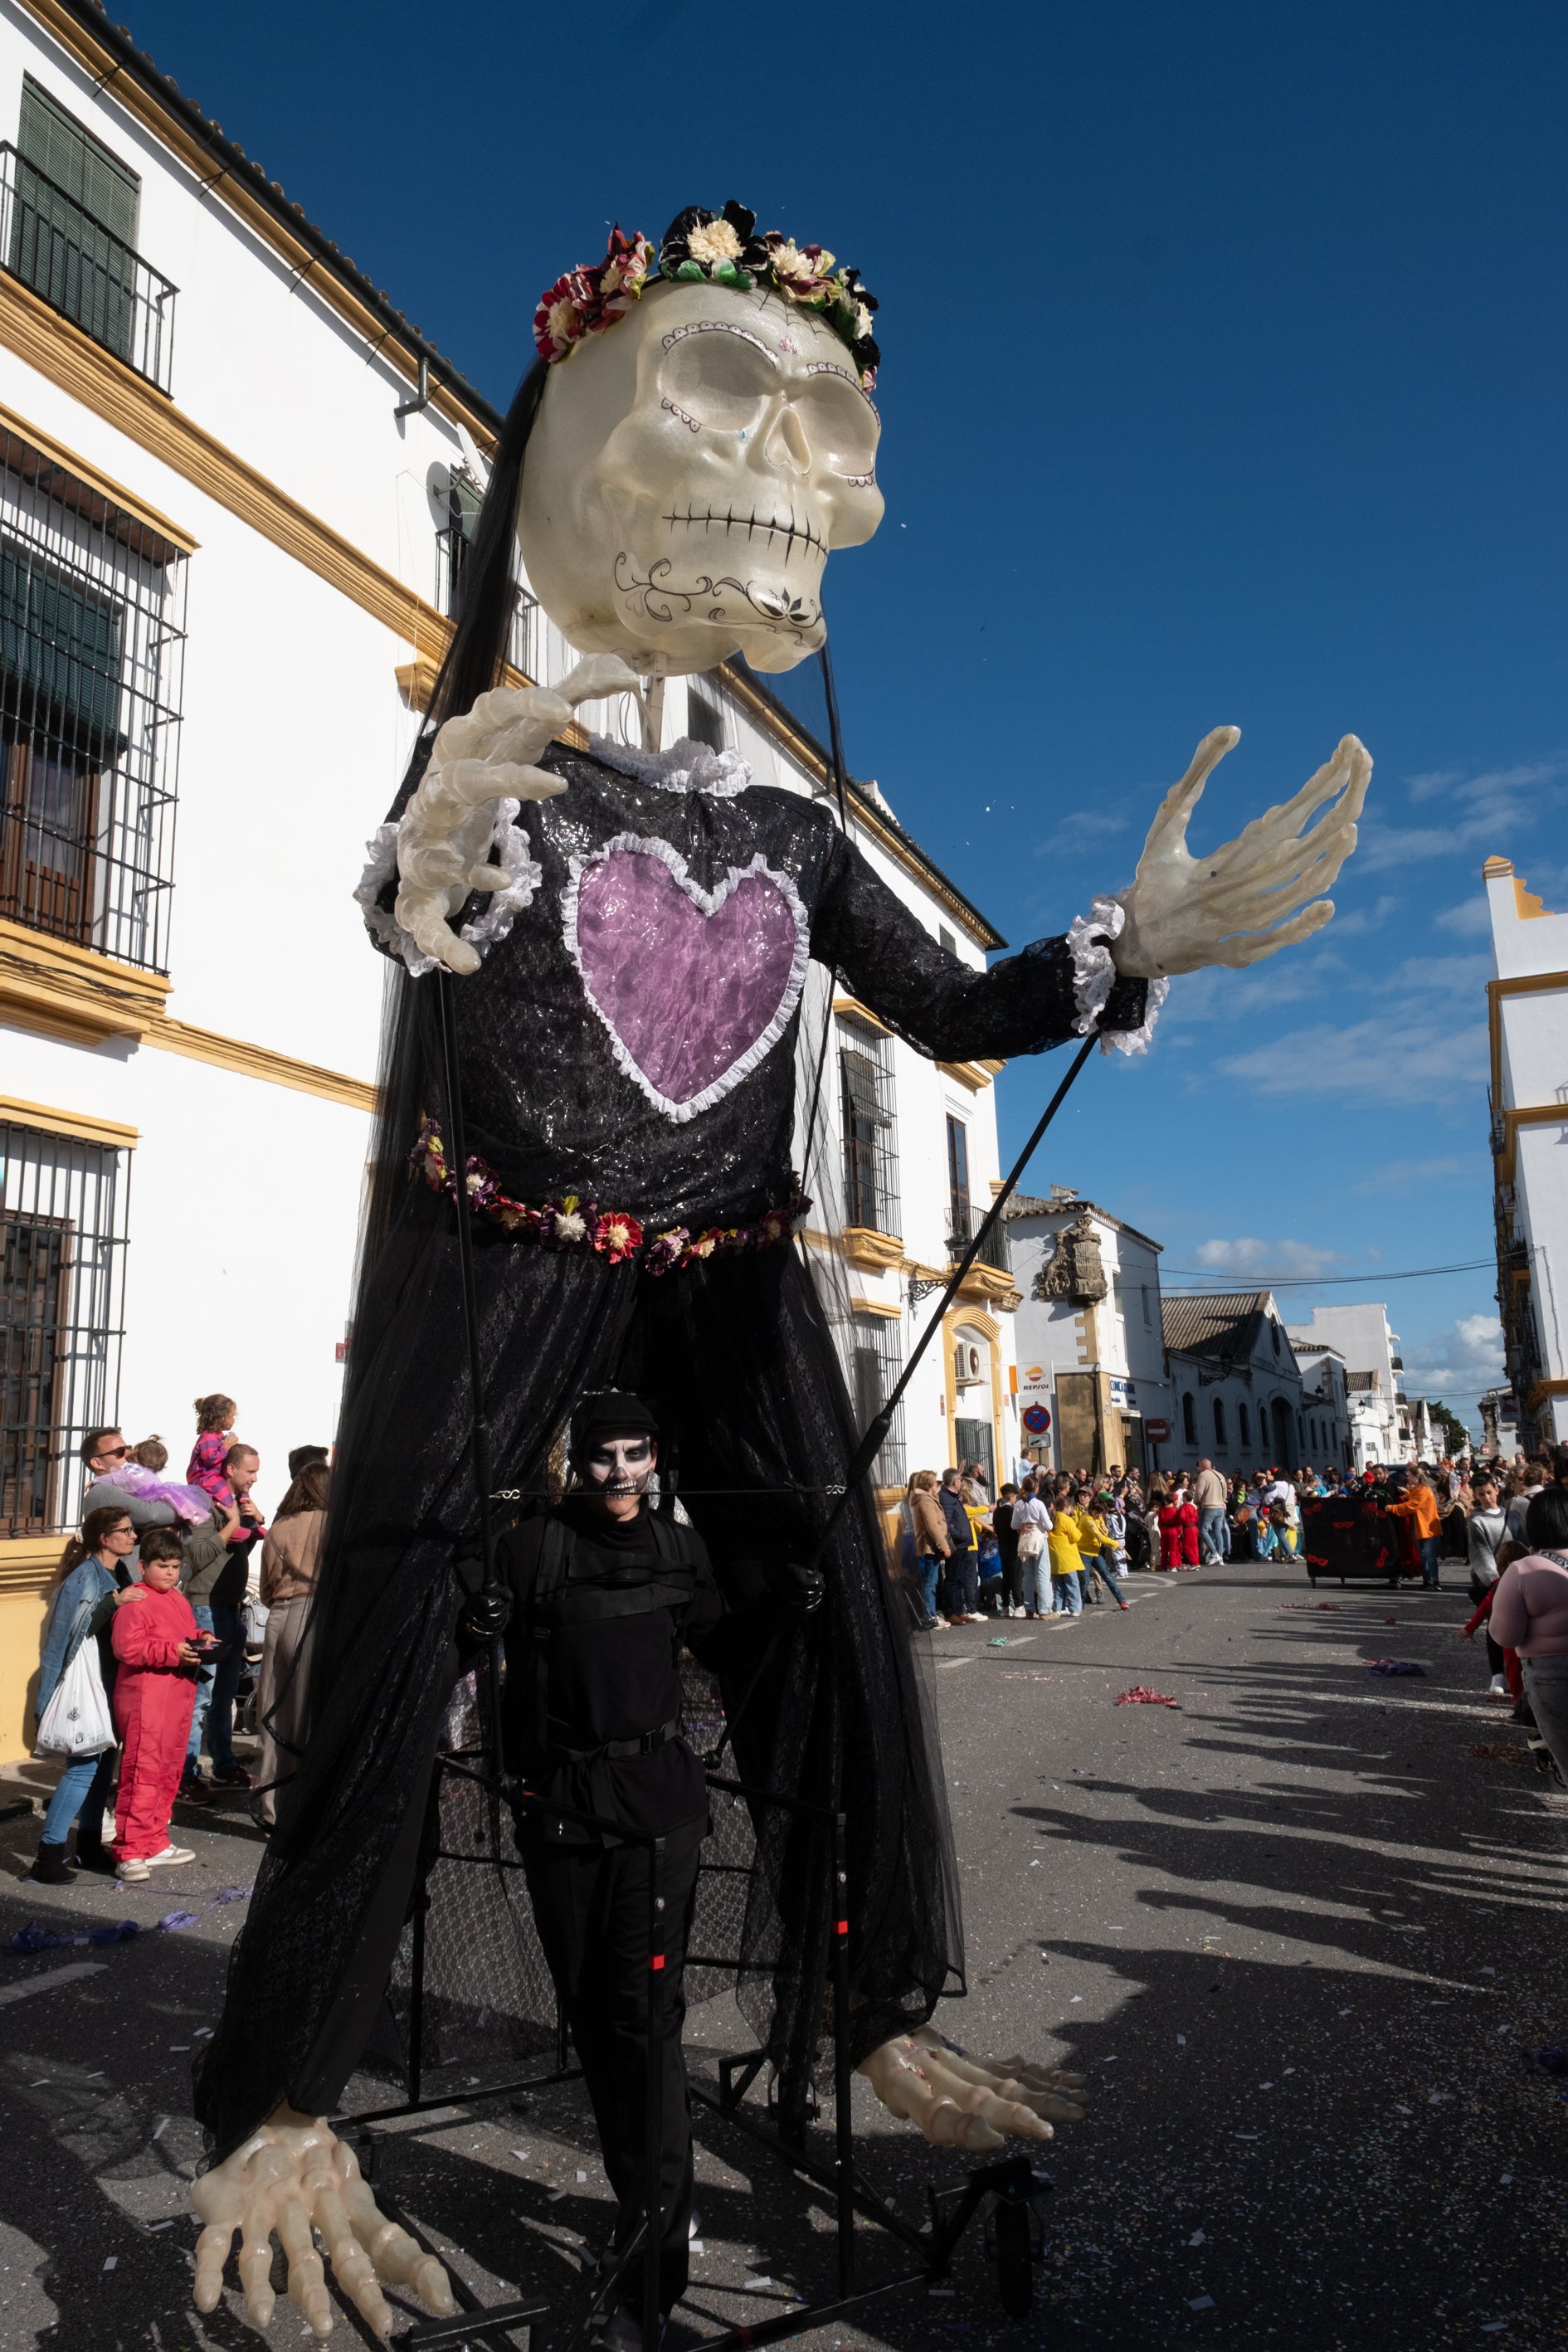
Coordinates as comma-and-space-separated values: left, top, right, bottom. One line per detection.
394, 652, 642, 974
1111, 727, 1371, 979
856, 2026, 1087, 2153
192, 2105, 456, 2340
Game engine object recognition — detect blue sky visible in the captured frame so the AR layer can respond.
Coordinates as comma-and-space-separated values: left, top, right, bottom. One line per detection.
125, 0, 1568, 1426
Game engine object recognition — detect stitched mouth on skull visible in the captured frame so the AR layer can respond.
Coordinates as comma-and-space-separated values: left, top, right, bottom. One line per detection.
661, 505, 827, 563
614, 551, 821, 637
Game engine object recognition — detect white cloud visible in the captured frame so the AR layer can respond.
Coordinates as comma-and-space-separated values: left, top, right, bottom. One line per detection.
1191, 1236, 1351, 1280
1353, 756, 1566, 876
1436, 896, 1493, 938
1400, 1312, 1505, 1411
1371, 952, 1492, 998
1332, 894, 1401, 937
1217, 1015, 1488, 1103
1351, 1154, 1475, 1195
1035, 808, 1130, 852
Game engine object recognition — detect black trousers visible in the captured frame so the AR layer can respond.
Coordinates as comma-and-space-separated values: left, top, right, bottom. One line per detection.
523, 1816, 705, 2314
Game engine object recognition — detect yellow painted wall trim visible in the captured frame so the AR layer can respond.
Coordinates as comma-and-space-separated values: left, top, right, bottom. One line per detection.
0, 267, 462, 669
832, 993, 889, 1035
145, 1017, 377, 1113
850, 1296, 903, 1321
1493, 1101, 1568, 1188
18, 0, 501, 454
841, 1225, 904, 1271
0, 1093, 137, 1149
1516, 876, 1554, 919
937, 1058, 996, 1092
1527, 1378, 1568, 1407
0, 916, 170, 1045
0, 397, 195, 553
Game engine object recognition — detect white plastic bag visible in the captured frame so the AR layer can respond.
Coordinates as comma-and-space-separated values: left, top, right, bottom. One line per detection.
36, 1637, 114, 1757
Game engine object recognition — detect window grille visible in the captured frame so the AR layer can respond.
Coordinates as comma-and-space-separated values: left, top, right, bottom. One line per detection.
0, 82, 176, 391
436, 470, 543, 679
1, 1118, 129, 1536
0, 422, 185, 971
840, 1015, 899, 1236
849, 1311, 906, 1489
686, 690, 726, 752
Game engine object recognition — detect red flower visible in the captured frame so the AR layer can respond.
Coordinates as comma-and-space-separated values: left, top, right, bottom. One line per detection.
594, 1210, 645, 1264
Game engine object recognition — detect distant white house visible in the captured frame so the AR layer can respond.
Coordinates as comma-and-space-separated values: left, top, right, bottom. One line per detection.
1482, 855, 1568, 1454
1161, 1293, 1307, 1475
1289, 1342, 1353, 1472
1288, 1303, 1404, 1468
1005, 1191, 1170, 1477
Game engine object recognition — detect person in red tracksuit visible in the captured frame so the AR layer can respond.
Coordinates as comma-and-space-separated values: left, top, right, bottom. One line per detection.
110, 1527, 202, 1883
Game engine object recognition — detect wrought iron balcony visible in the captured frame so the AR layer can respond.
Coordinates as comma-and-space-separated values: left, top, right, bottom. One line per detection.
0, 145, 176, 392
947, 1201, 1011, 1273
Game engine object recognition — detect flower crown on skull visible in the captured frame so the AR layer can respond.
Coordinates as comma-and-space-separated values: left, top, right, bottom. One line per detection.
533, 200, 880, 387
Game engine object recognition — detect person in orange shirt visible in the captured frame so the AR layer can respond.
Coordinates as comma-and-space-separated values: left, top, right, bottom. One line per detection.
1389, 1471, 1443, 1590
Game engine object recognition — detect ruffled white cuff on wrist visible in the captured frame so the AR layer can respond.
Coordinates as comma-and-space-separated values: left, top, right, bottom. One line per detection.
353, 798, 543, 977
1065, 896, 1168, 1056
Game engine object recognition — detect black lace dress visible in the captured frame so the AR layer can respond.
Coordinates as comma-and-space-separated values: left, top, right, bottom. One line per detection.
194, 735, 1151, 2157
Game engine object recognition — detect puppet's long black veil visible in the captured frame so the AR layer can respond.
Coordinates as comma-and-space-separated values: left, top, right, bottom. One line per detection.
194, 361, 964, 2159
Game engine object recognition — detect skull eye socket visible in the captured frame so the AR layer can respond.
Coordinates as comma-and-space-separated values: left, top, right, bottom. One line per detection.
794, 373, 879, 478
662, 331, 777, 432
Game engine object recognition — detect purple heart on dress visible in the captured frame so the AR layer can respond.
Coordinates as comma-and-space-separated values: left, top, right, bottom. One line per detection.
570, 839, 806, 1119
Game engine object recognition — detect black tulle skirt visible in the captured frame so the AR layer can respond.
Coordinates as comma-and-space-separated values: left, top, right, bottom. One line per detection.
194, 1174, 962, 2159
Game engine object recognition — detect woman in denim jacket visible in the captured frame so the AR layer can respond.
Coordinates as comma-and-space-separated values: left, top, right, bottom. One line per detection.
31, 1504, 141, 1882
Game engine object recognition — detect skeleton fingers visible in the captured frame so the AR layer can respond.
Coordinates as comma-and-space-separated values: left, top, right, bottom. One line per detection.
393, 652, 642, 975
856, 2025, 1088, 2154
192, 2106, 455, 2340
1111, 727, 1372, 981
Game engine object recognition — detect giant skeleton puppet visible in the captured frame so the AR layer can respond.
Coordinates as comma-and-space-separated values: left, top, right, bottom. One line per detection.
190, 204, 1371, 2340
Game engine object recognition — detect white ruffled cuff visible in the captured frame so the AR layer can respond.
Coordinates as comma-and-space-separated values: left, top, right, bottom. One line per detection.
1065, 895, 1168, 1056
353, 798, 543, 977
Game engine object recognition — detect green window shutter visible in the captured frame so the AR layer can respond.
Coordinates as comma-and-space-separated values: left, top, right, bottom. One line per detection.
18, 80, 139, 241
0, 536, 124, 751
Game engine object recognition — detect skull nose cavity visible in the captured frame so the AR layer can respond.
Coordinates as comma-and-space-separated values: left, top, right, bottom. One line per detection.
766, 403, 812, 475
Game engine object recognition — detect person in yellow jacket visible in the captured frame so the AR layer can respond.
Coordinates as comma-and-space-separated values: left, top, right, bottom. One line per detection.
1046, 1481, 1103, 1618
1078, 1493, 1132, 1612
1388, 1470, 1443, 1590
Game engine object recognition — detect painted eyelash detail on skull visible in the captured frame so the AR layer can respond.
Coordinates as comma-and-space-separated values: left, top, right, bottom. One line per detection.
661, 319, 777, 362
806, 359, 879, 420
662, 397, 701, 434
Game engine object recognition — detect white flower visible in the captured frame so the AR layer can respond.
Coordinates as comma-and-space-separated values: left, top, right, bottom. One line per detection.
854, 299, 874, 340
687, 217, 744, 267
554, 1209, 588, 1244
770, 237, 834, 287
546, 295, 581, 344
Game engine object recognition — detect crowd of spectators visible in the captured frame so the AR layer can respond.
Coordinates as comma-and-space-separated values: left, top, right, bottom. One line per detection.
899, 1442, 1568, 1793
28, 1397, 329, 1885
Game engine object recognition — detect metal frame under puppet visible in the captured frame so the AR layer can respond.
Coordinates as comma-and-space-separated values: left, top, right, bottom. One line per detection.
192, 202, 1371, 2342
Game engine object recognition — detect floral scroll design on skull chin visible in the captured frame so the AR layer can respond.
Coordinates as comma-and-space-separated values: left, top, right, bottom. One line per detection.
613, 550, 822, 645
562, 831, 811, 1123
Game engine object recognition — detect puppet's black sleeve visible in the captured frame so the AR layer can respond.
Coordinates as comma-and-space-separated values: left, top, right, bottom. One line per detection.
810, 827, 1149, 1061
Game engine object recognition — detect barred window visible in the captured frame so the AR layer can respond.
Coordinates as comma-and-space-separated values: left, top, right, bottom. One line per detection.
1, 80, 177, 391
1, 1118, 130, 1536
436, 466, 542, 677
840, 1015, 899, 1237
0, 423, 186, 971
849, 1310, 906, 1489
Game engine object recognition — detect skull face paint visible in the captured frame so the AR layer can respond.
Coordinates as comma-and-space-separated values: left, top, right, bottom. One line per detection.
516, 278, 884, 676
580, 1433, 658, 1500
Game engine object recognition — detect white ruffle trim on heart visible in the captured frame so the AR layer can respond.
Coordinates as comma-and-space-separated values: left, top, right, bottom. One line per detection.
353, 798, 543, 977
587, 733, 752, 798
561, 830, 809, 1124
1065, 895, 1168, 1056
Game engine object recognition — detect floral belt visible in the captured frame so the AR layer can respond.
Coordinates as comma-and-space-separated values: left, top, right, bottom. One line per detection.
411, 1118, 809, 1274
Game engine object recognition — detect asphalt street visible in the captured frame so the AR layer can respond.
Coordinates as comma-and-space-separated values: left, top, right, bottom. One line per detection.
2, 1554, 1566, 2352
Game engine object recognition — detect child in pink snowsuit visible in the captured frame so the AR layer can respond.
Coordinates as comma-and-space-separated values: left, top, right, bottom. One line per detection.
110, 1531, 201, 1870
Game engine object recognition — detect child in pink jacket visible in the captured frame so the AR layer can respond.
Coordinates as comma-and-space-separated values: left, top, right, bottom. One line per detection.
110, 1527, 202, 1881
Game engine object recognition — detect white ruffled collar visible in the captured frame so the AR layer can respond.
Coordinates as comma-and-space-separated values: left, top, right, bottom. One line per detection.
587, 733, 752, 799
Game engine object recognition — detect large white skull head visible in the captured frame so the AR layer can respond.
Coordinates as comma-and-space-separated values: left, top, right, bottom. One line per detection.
516, 276, 884, 675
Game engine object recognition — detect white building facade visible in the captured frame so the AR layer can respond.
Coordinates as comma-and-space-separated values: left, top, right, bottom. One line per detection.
1161, 1292, 1307, 1477
1483, 855, 1568, 1453
0, 0, 1015, 1752
1288, 1303, 1404, 1468
1005, 1193, 1170, 1476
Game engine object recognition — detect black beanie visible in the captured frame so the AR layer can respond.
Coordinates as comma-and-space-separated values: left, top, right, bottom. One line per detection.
570, 1390, 660, 1455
